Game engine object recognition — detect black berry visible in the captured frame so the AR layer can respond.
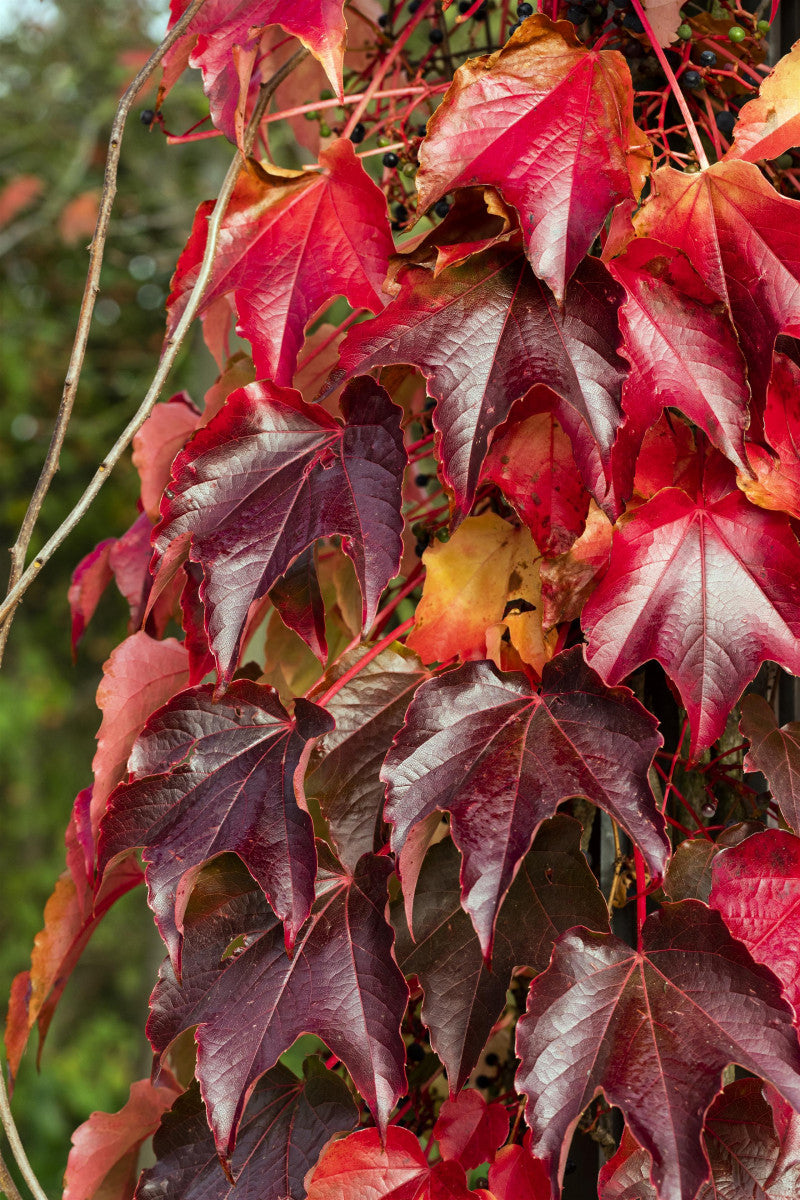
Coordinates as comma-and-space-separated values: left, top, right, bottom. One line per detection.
378, 13, 389, 26
407, 1043, 425, 1062
613, 0, 632, 8
518, 1, 534, 14
393, 202, 408, 222
414, 473, 431, 487
682, 69, 702, 89
699, 49, 717, 67
433, 198, 451, 217
140, 108, 155, 125
484, 1052, 500, 1066
715, 109, 736, 137
567, 5, 587, 21
458, 0, 472, 9
417, 123, 428, 137
383, 151, 399, 167
429, 26, 444, 43
414, 540, 428, 557
349, 122, 366, 144
475, 1074, 492, 1088
622, 11, 644, 31
409, 0, 421, 8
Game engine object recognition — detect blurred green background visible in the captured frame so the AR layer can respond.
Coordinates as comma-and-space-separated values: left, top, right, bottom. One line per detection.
0, 1, 231, 1191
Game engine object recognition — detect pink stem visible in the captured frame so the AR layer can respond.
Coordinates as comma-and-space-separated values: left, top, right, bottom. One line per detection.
343, 1, 437, 138
315, 616, 416, 707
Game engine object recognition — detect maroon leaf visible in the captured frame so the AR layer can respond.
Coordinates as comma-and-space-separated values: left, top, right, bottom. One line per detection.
163, 2, 350, 142
193, 850, 408, 1158
334, 243, 627, 512
304, 1126, 476, 1200
610, 238, 751, 472
416, 14, 650, 300
136, 1068, 357, 1200
710, 828, 800, 1020
598, 1127, 658, 1200
269, 547, 327, 663
306, 645, 429, 869
516, 901, 800, 1200
383, 646, 666, 958
433, 1089, 509, 1171
64, 1077, 182, 1200
98, 681, 333, 965
740, 693, 800, 835
166, 142, 392, 385
583, 467, 800, 753
697, 1078, 800, 1200
153, 376, 405, 684
392, 818, 609, 1090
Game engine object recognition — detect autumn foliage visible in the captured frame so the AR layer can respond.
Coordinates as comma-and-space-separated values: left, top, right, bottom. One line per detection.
8, 0, 800, 1198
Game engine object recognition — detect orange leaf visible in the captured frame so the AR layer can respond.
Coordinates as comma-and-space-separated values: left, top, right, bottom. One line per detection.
726, 39, 800, 164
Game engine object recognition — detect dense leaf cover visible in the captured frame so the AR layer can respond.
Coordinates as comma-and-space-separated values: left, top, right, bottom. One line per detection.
8, 2, 800, 1198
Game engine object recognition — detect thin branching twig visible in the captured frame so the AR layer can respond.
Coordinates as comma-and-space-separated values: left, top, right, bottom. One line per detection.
0, 1071, 47, 1200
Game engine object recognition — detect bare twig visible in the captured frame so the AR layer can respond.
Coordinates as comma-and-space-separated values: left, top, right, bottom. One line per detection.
0, 1153, 25, 1200
0, 48, 307, 642
0, 0, 209, 665
0, 1071, 47, 1200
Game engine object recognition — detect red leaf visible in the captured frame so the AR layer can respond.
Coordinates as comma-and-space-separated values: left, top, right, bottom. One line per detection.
136, 1069, 357, 1200
393, 818, 610, 1090
740, 693, 800, 835
698, 1077, 800, 1200
739, 352, 800, 521
516, 901, 800, 1200
383, 646, 667, 959
488, 1139, 551, 1200
416, 15, 650, 300
710, 828, 800, 1020
481, 396, 590, 556
335, 243, 627, 512
306, 645, 429, 869
64, 1077, 181, 1200
98, 681, 334, 964
269, 546, 327, 663
598, 1127, 657, 1200
154, 376, 405, 685
539, 500, 613, 628
132, 393, 201, 522
433, 1089, 509, 1170
610, 238, 751, 472
163, 1, 349, 140
166, 143, 392, 385
192, 850, 408, 1158
583, 473, 800, 753
304, 1126, 474, 1200
69, 538, 115, 655
632, 161, 800, 408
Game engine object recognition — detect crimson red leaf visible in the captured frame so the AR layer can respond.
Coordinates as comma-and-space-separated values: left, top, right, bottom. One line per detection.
583, 474, 800, 753
334, 244, 627, 512
304, 1126, 474, 1200
154, 376, 405, 685
392, 818, 609, 1090
64, 1077, 181, 1200
632, 161, 800, 408
481, 396, 590, 556
740, 693, 800, 835
488, 1139, 551, 1200
136, 1068, 357, 1200
515, 901, 800, 1200
416, 14, 650, 300
163, 1, 350, 141
383, 646, 665, 960
610, 238, 751, 472
68, 538, 114, 655
193, 850, 408, 1158
433, 1089, 508, 1171
710, 828, 800, 1020
98, 681, 333, 965
306, 645, 429, 869
166, 142, 392, 385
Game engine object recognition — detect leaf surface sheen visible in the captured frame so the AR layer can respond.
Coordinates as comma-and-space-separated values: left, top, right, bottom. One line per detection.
136, 1069, 358, 1200
433, 1089, 509, 1171
154, 376, 405, 685
303, 1126, 477, 1200
516, 901, 800, 1200
98, 681, 334, 968
166, 141, 392, 385
335, 243, 627, 512
416, 15, 650, 300
583, 469, 800, 753
383, 645, 667, 959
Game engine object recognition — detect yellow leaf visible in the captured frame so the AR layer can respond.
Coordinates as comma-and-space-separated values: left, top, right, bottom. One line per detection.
407, 513, 556, 674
